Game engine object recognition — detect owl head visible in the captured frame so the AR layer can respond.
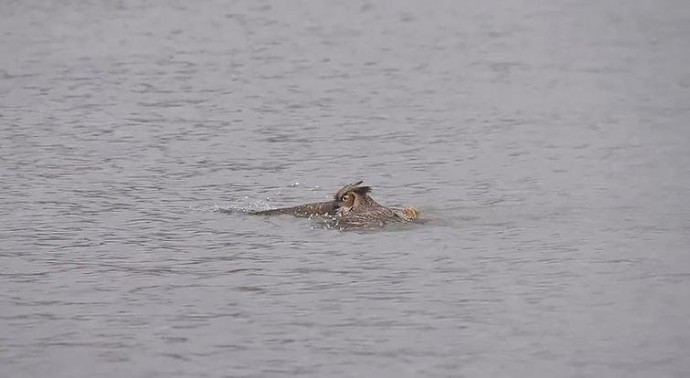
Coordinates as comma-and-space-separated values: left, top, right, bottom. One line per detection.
334, 180, 373, 214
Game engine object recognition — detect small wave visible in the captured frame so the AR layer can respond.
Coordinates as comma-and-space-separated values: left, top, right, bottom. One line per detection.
190, 196, 281, 215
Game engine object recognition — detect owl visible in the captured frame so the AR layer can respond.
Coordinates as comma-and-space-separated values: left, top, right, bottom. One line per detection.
250, 180, 419, 229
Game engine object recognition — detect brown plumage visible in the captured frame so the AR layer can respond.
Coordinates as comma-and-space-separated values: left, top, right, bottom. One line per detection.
249, 180, 419, 230
248, 200, 338, 217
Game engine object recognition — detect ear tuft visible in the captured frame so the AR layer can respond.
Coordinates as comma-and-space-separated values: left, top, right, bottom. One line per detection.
353, 186, 372, 195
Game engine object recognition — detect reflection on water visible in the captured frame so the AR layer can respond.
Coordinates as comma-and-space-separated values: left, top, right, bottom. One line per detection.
2, 0, 689, 377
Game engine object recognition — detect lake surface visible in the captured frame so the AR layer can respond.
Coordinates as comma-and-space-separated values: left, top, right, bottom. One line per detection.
2, 0, 689, 377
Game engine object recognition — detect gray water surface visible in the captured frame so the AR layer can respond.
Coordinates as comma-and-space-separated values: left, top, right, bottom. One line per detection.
2, 1, 690, 377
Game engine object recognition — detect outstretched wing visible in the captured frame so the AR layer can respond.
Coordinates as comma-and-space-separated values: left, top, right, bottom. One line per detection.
249, 201, 338, 217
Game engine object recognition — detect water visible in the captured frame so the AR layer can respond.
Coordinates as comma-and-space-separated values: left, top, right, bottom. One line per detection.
2, 0, 689, 377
